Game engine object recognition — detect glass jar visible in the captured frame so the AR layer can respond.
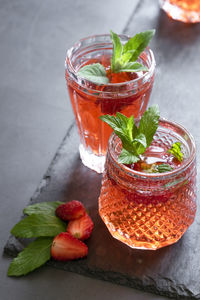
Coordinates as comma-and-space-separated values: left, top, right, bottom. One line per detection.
160, 0, 200, 23
99, 119, 196, 250
65, 34, 155, 173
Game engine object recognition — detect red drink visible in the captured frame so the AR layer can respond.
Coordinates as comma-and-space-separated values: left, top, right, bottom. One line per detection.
130, 143, 181, 172
65, 35, 155, 173
99, 119, 196, 250
160, 0, 200, 23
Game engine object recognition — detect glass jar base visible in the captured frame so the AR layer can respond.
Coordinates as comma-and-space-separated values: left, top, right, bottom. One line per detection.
79, 144, 105, 173
160, 0, 200, 23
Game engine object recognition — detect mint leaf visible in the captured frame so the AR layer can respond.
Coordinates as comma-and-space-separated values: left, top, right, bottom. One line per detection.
11, 214, 66, 238
99, 114, 122, 131
120, 51, 135, 64
168, 142, 183, 162
99, 114, 126, 143
117, 62, 148, 73
118, 134, 146, 163
116, 112, 129, 126
100, 113, 146, 161
140, 163, 173, 173
132, 133, 147, 155
7, 237, 53, 277
110, 29, 155, 73
118, 148, 139, 164
126, 115, 134, 141
110, 30, 123, 73
100, 105, 160, 165
123, 30, 155, 62
100, 113, 138, 144
155, 164, 173, 173
24, 201, 63, 216
139, 105, 160, 147
100, 113, 135, 153
77, 63, 109, 85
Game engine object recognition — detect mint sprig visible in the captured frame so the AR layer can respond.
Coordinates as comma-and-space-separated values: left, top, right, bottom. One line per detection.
100, 105, 160, 164
76, 29, 155, 84
168, 142, 183, 162
7, 237, 53, 277
77, 63, 109, 85
110, 29, 155, 73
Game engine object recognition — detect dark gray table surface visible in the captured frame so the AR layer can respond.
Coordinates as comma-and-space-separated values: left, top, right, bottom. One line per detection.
1, 1, 199, 300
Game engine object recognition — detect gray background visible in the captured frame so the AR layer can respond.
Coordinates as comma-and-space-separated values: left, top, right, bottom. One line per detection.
1, 0, 199, 299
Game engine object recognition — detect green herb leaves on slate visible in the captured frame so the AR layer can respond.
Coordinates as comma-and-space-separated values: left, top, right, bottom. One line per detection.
100, 105, 160, 164
7, 237, 53, 277
8, 202, 67, 277
77, 29, 155, 84
168, 142, 183, 162
11, 214, 66, 238
77, 63, 109, 85
23, 201, 63, 216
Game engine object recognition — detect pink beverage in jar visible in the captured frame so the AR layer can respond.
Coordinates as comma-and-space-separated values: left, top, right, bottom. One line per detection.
99, 119, 196, 250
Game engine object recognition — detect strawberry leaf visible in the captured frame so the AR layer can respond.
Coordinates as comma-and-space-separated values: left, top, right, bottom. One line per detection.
7, 237, 53, 277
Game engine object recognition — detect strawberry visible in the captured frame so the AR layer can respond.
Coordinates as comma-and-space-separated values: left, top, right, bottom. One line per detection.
55, 200, 86, 221
51, 232, 88, 261
67, 214, 94, 241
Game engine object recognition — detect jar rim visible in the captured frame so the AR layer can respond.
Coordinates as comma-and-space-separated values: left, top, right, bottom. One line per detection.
107, 118, 196, 179
65, 33, 155, 91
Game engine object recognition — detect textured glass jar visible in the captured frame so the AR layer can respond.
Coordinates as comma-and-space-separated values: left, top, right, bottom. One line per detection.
99, 119, 196, 250
65, 34, 155, 173
160, 0, 200, 23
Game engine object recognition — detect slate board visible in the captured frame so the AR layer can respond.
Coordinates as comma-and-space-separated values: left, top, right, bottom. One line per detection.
4, 123, 200, 300
4, 1, 200, 299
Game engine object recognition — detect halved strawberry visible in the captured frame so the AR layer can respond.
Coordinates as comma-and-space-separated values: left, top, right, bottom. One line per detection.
51, 232, 88, 261
67, 214, 94, 241
55, 200, 86, 221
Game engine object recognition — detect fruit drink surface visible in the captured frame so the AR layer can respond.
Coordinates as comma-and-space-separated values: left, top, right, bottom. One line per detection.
66, 55, 154, 156
129, 142, 181, 173
99, 135, 196, 250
